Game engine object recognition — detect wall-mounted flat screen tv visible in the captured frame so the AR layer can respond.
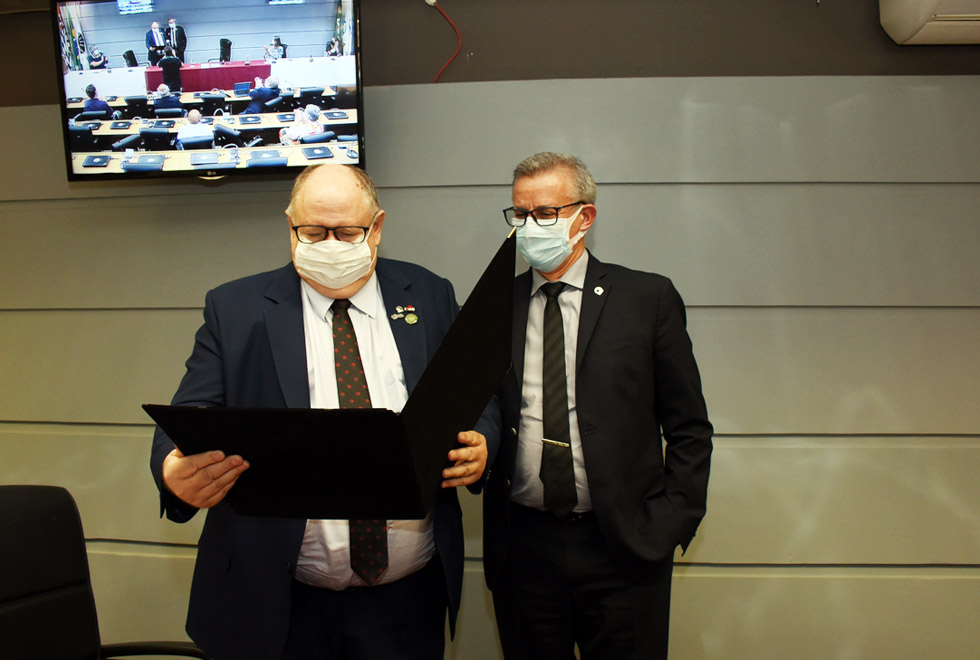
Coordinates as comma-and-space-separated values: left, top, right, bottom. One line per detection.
52, 0, 363, 180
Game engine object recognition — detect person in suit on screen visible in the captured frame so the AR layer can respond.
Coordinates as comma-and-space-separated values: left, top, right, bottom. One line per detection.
166, 17, 187, 62
150, 164, 491, 660
242, 75, 280, 114
481, 152, 713, 660
145, 20, 166, 66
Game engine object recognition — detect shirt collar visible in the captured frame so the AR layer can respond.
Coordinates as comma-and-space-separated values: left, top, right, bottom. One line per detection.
531, 250, 589, 297
300, 271, 382, 322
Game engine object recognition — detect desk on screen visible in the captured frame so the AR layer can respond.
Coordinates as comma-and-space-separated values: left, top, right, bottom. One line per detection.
144, 61, 272, 94
69, 143, 358, 176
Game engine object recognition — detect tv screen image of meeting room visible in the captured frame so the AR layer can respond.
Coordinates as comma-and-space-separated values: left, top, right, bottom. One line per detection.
53, 0, 363, 180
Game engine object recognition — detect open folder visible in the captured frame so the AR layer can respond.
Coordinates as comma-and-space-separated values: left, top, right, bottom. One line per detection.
143, 234, 514, 520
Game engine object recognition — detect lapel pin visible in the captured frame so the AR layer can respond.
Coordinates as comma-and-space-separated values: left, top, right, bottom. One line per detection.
594, 286, 604, 296
404, 313, 419, 325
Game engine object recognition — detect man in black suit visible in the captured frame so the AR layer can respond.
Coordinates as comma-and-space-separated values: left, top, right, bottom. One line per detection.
242, 75, 281, 113
150, 165, 489, 660
165, 17, 187, 62
482, 152, 713, 660
145, 21, 166, 66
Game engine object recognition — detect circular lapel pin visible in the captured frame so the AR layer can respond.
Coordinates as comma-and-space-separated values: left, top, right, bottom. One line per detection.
404, 313, 419, 325
594, 286, 604, 296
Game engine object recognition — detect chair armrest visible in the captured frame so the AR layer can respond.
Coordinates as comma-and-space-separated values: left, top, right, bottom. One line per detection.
102, 640, 212, 659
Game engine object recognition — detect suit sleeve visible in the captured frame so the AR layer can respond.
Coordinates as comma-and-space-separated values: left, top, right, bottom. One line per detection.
653, 278, 713, 551
149, 288, 227, 523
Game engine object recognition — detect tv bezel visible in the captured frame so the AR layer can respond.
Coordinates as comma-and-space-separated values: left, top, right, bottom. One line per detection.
50, 0, 365, 182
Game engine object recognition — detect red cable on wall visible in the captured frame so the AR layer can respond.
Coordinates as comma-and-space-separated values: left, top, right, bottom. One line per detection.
430, 2, 462, 83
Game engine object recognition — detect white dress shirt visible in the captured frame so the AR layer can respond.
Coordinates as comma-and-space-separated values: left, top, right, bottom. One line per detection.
294, 274, 435, 589
511, 252, 593, 512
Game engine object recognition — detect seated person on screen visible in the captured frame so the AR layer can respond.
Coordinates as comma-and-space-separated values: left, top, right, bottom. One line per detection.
154, 84, 183, 111
82, 84, 113, 114
87, 45, 108, 69
242, 75, 280, 114
159, 46, 183, 92
280, 104, 323, 144
263, 36, 284, 62
176, 109, 214, 147
325, 37, 341, 57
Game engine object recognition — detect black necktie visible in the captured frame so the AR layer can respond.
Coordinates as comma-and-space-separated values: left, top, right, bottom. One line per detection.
539, 282, 577, 518
332, 299, 387, 584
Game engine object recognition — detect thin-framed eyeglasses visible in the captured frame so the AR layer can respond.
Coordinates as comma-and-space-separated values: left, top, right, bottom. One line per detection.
502, 201, 585, 227
291, 217, 376, 244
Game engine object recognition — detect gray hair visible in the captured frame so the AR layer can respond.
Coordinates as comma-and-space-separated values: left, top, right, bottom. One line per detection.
513, 152, 597, 204
304, 104, 321, 122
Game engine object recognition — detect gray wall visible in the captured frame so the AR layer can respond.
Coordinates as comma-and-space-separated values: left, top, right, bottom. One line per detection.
1, 1, 979, 659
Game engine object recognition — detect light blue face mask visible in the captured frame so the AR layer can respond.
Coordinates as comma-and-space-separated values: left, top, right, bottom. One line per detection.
516, 205, 586, 273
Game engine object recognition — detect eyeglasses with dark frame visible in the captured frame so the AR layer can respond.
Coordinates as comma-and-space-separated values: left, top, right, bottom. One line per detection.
291, 223, 372, 244
502, 201, 586, 227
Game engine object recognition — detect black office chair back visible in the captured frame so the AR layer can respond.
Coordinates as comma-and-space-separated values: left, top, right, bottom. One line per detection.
123, 50, 138, 67
299, 130, 336, 144
295, 87, 324, 109
0, 486, 213, 660
199, 94, 227, 117
154, 108, 186, 119
1, 485, 103, 659
139, 127, 174, 150
179, 135, 215, 150
75, 110, 110, 121
214, 123, 242, 147
219, 39, 232, 62
69, 124, 100, 151
123, 96, 149, 119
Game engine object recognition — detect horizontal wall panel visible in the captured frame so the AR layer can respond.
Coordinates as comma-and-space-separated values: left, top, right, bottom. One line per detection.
2, 307, 977, 434
671, 564, 980, 660
87, 543, 198, 645
5, 429, 980, 566
0, 194, 292, 310
692, 307, 980, 435
366, 76, 980, 187
0, 424, 204, 546
3, 183, 978, 311
693, 437, 980, 565
0, 310, 203, 424
4, 76, 980, 203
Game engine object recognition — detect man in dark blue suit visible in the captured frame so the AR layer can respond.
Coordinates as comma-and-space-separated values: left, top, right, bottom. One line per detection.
150, 164, 489, 660
242, 75, 281, 114
482, 153, 713, 660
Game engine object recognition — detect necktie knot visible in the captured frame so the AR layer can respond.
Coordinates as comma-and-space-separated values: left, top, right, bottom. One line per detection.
332, 298, 351, 312
541, 282, 564, 300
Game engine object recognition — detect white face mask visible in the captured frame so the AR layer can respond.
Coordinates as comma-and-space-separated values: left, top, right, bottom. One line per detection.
516, 205, 586, 273
293, 231, 376, 290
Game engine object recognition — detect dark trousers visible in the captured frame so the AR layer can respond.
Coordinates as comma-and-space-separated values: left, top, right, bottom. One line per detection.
281, 558, 447, 660
492, 504, 673, 660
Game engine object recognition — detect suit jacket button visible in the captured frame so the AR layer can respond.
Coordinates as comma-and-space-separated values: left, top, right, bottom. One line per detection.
510, 427, 518, 437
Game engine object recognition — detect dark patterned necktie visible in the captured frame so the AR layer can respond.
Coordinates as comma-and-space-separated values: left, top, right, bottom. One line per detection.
539, 282, 578, 518
332, 299, 387, 584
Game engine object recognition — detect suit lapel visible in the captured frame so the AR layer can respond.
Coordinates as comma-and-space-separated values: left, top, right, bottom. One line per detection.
512, 272, 532, 381
377, 262, 427, 392
263, 265, 310, 408
576, 253, 608, 371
